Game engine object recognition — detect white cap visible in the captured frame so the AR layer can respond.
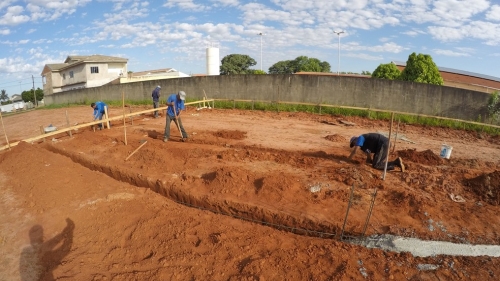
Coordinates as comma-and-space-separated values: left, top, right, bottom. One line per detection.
178, 91, 186, 100
157, 85, 161, 89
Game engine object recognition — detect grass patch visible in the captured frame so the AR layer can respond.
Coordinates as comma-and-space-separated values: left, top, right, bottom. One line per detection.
48, 99, 500, 136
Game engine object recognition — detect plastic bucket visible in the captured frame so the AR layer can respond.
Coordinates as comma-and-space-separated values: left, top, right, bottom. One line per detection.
440, 145, 453, 159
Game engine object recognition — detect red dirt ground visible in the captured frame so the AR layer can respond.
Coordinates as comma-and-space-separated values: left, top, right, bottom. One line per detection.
1, 105, 500, 280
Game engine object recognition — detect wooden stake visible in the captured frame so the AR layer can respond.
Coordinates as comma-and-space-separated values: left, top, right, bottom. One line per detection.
129, 107, 134, 125
0, 111, 9, 150
125, 141, 147, 161
104, 106, 110, 129
382, 112, 395, 180
122, 92, 127, 145
65, 110, 72, 137
39, 126, 46, 142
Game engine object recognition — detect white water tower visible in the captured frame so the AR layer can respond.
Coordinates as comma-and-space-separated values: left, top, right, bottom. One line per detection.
206, 42, 220, 75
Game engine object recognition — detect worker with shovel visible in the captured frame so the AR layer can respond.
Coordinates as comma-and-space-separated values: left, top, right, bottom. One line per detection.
348, 133, 405, 172
91, 101, 108, 130
163, 91, 188, 142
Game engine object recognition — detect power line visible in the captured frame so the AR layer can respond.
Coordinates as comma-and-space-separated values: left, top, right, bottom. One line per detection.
0, 76, 43, 87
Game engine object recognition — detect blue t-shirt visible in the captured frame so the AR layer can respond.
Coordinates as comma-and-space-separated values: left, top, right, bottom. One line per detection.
167, 94, 184, 117
355, 135, 365, 147
93, 101, 107, 119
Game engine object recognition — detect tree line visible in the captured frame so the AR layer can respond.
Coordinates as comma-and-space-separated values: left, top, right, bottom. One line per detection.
0, 88, 44, 105
219, 52, 444, 86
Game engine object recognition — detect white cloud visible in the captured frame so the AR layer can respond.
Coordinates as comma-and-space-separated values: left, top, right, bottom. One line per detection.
163, 0, 209, 12
345, 41, 406, 53
345, 52, 383, 61
486, 5, 500, 22
212, 0, 239, 7
101, 7, 149, 25
428, 21, 500, 45
0, 0, 16, 11
402, 28, 426, 37
0, 6, 30, 25
0, 29, 10, 35
33, 38, 52, 44
0, 57, 38, 73
433, 49, 470, 57
26, 28, 36, 34
25, 0, 91, 22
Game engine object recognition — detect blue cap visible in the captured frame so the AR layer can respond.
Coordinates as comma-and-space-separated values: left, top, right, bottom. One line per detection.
350, 136, 357, 147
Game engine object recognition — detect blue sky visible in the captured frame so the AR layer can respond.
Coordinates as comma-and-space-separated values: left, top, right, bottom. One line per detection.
0, 0, 499, 96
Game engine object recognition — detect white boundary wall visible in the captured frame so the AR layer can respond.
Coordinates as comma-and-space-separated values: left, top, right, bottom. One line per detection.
0, 101, 26, 113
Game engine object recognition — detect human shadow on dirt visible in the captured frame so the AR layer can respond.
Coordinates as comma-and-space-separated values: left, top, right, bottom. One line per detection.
302, 151, 353, 162
20, 218, 75, 281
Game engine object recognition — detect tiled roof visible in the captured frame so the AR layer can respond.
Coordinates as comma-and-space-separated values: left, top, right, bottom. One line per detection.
43, 55, 127, 73
65, 55, 128, 64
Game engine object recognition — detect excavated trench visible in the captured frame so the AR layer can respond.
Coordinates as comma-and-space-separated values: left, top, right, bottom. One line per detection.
45, 144, 343, 239
44, 142, 500, 258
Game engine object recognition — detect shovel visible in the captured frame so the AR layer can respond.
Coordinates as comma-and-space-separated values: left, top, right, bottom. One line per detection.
173, 106, 185, 142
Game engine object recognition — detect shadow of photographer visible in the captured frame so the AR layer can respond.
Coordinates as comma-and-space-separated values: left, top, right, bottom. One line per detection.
20, 218, 75, 281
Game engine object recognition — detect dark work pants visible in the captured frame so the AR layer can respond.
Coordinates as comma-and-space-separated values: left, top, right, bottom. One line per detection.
371, 142, 396, 170
163, 115, 188, 140
153, 101, 159, 117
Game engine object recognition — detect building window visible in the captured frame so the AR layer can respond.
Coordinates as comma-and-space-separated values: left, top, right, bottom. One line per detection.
63, 73, 66, 79
91, 66, 99, 74
70, 71, 74, 78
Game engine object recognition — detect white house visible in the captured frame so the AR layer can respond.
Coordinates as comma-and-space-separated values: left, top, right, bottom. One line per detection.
9, 94, 22, 102
41, 55, 128, 95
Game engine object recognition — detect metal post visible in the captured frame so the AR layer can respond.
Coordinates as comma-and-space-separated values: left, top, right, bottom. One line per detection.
333, 31, 345, 75
361, 189, 378, 237
340, 184, 355, 240
258, 32, 264, 71
383, 112, 395, 180
32, 75, 37, 107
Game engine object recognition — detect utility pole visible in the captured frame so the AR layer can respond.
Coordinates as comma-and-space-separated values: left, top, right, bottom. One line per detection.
32, 75, 37, 107
258, 32, 264, 71
333, 31, 345, 75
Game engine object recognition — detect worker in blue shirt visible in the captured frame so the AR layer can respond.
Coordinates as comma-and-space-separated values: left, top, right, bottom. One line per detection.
348, 133, 405, 172
152, 85, 161, 118
91, 101, 107, 130
163, 91, 188, 142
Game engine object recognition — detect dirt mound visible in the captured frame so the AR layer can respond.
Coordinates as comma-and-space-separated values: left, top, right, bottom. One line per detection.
397, 149, 443, 165
464, 170, 500, 206
324, 134, 346, 142
213, 130, 246, 140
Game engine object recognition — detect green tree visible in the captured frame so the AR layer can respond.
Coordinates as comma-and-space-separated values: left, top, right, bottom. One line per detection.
220, 54, 257, 75
268, 60, 294, 74
0, 89, 8, 104
399, 52, 444, 85
371, 63, 401, 80
268, 56, 330, 74
361, 70, 372, 75
21, 88, 44, 104
487, 91, 500, 124
252, 69, 267, 74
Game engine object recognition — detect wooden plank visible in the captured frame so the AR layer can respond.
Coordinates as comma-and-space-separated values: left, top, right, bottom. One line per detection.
0, 99, 214, 152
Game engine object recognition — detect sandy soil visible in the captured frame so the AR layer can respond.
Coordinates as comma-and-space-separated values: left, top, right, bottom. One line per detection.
1, 105, 500, 280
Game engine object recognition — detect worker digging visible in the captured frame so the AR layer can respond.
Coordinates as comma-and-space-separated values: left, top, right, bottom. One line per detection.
163, 90, 188, 142
348, 132, 405, 172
